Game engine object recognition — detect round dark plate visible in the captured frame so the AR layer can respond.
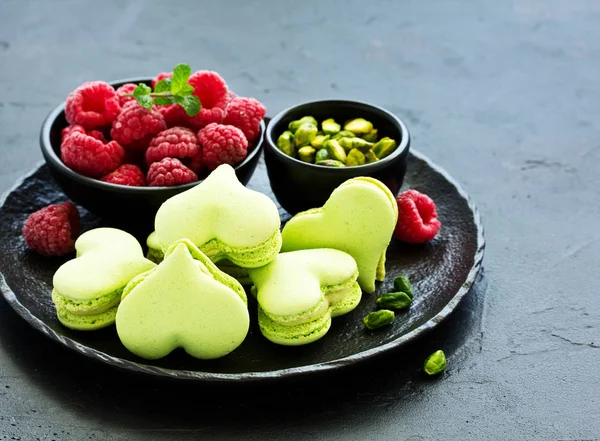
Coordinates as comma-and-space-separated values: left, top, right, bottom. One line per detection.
0, 150, 484, 382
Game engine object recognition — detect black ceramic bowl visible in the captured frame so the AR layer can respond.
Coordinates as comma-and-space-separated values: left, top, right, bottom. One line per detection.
264, 100, 410, 214
40, 77, 264, 222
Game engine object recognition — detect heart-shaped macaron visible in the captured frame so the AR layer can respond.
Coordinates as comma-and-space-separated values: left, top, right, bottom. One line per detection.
116, 239, 250, 360
248, 248, 361, 346
152, 164, 282, 268
281, 177, 398, 293
52, 228, 156, 331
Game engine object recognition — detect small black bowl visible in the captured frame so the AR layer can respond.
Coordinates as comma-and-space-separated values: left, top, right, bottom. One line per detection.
40, 77, 264, 223
264, 100, 410, 214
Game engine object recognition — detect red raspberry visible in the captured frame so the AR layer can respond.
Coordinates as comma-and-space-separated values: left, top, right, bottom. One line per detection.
61, 132, 124, 178
157, 104, 189, 128
146, 127, 202, 171
226, 90, 238, 105
101, 164, 146, 186
115, 83, 137, 106
151, 72, 172, 89
22, 202, 81, 256
110, 101, 167, 151
87, 130, 107, 143
223, 97, 266, 142
185, 71, 229, 130
65, 81, 121, 129
394, 190, 442, 243
147, 158, 197, 187
61, 125, 86, 142
197, 123, 248, 171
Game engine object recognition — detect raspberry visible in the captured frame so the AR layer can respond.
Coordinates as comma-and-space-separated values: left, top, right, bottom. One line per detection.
394, 190, 442, 243
185, 71, 229, 130
22, 202, 81, 256
223, 97, 266, 142
197, 123, 248, 171
116, 83, 137, 106
146, 127, 202, 171
157, 104, 189, 128
101, 164, 146, 186
226, 90, 238, 105
61, 125, 86, 142
61, 132, 124, 178
151, 72, 172, 89
65, 81, 121, 129
110, 101, 167, 151
147, 158, 197, 187
87, 130, 107, 143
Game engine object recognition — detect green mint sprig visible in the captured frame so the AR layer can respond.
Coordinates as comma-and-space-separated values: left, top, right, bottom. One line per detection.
127, 63, 201, 117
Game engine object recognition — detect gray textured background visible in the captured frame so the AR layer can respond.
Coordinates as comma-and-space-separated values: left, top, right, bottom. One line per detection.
1, 0, 599, 440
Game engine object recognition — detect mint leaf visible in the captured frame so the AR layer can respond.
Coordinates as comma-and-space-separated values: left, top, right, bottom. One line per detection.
133, 83, 151, 98
135, 95, 153, 110
179, 84, 194, 96
174, 95, 201, 116
171, 63, 191, 95
154, 78, 172, 93
154, 96, 175, 106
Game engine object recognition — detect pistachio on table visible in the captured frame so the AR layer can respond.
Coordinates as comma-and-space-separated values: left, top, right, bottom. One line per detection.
289, 116, 318, 133
344, 118, 373, 135
393, 275, 414, 299
423, 350, 447, 376
363, 309, 395, 330
315, 159, 345, 167
297, 146, 316, 163
376, 292, 412, 310
325, 139, 347, 163
294, 123, 318, 147
322, 118, 341, 135
277, 130, 296, 157
346, 148, 366, 166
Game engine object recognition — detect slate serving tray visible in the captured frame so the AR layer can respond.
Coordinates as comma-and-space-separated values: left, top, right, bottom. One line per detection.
0, 150, 484, 382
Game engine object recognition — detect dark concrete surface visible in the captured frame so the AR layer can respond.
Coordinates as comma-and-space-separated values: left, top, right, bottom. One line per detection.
0, 0, 599, 440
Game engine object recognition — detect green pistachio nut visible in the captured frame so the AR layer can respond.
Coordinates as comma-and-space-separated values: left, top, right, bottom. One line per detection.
311, 134, 330, 149
277, 131, 296, 157
322, 118, 341, 135
315, 159, 346, 167
294, 123, 318, 147
297, 146, 316, 163
339, 137, 374, 152
393, 275, 414, 299
315, 148, 330, 162
376, 292, 412, 310
289, 116, 318, 133
363, 309, 395, 330
372, 137, 397, 159
361, 129, 379, 142
325, 139, 347, 163
332, 130, 356, 141
344, 118, 374, 135
346, 148, 366, 166
424, 350, 447, 376
364, 151, 378, 163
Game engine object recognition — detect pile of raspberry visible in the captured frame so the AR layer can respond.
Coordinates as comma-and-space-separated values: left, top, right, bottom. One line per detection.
60, 71, 266, 187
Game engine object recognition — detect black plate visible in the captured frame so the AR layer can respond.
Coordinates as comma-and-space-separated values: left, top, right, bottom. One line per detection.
0, 150, 484, 382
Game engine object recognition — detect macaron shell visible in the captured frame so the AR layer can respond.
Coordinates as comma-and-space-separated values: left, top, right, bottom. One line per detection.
281, 178, 397, 293
249, 249, 358, 317
116, 242, 249, 360
257, 305, 332, 346
154, 164, 281, 250
53, 228, 155, 301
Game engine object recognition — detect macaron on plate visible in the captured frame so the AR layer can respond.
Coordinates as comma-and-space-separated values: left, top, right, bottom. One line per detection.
0, 149, 484, 382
